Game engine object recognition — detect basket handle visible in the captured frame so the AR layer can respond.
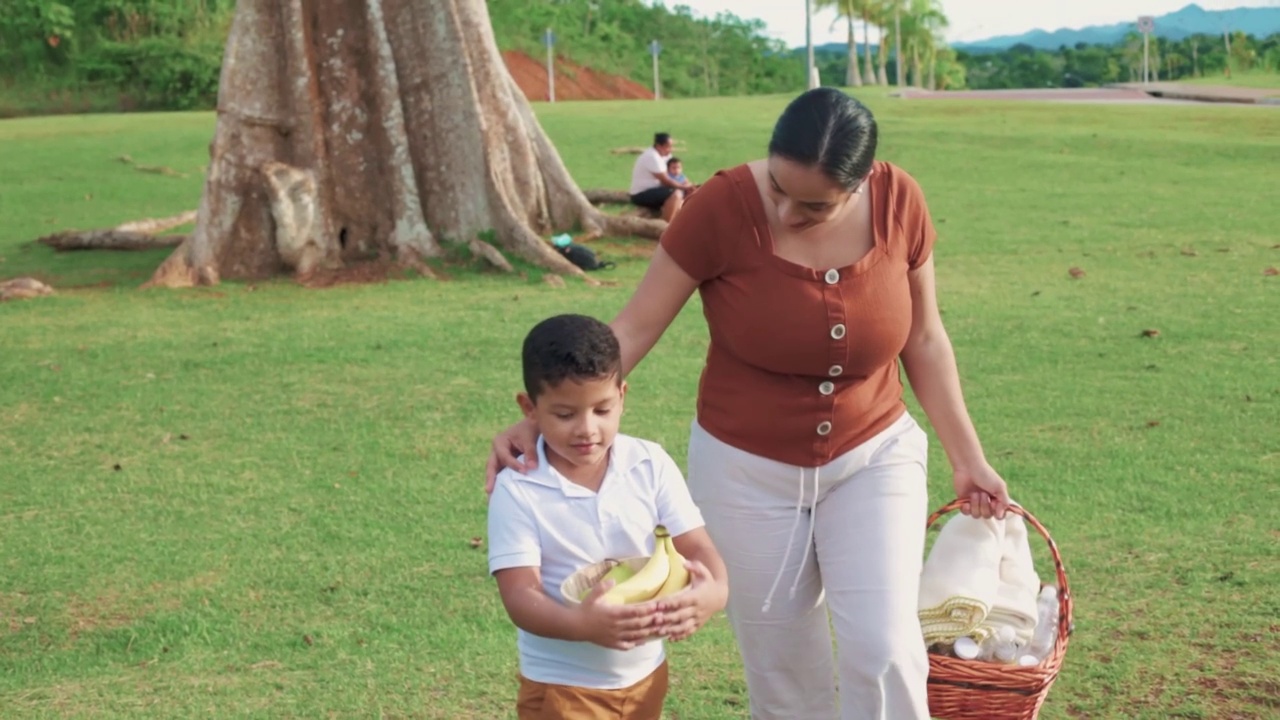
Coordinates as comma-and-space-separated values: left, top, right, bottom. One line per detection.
926, 499, 1074, 639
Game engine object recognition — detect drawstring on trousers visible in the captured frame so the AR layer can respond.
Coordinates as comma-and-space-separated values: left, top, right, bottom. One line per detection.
760, 465, 821, 613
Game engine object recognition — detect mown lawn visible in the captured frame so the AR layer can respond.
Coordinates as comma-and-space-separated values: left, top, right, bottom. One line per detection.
2, 91, 1277, 718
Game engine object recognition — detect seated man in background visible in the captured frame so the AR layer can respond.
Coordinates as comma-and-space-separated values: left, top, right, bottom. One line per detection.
629, 132, 695, 222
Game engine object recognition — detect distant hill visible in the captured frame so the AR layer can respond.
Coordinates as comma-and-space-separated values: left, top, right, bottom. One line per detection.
952, 3, 1280, 52
794, 41, 881, 56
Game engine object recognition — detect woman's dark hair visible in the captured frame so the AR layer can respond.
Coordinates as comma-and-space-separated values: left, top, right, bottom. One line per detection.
767, 88, 878, 190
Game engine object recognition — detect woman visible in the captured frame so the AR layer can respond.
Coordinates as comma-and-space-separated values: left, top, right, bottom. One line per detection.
486, 88, 1011, 720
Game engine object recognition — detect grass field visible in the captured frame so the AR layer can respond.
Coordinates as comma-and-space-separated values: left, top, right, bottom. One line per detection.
1181, 70, 1280, 92
2, 90, 1278, 719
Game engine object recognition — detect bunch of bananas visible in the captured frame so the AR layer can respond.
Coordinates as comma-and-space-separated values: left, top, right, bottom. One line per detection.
583, 525, 691, 605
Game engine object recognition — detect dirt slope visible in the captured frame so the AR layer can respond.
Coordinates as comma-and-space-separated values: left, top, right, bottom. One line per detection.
503, 50, 653, 102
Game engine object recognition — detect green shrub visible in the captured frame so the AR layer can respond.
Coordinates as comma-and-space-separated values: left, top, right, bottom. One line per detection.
87, 37, 222, 110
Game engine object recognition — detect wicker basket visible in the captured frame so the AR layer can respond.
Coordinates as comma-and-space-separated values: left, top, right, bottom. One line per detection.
924, 499, 1074, 720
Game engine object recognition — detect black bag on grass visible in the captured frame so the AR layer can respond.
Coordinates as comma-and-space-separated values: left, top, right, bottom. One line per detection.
558, 242, 615, 272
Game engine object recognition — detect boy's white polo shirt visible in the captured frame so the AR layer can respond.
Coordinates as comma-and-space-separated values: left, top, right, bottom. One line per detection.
488, 433, 705, 689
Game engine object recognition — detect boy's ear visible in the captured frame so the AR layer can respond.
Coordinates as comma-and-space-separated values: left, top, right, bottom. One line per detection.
618, 380, 628, 404
516, 392, 536, 417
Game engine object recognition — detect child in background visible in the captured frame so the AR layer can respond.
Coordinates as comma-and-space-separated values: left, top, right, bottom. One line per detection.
667, 156, 699, 198
666, 157, 689, 187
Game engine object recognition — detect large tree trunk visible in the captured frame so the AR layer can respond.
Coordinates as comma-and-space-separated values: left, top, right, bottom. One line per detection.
148, 0, 663, 288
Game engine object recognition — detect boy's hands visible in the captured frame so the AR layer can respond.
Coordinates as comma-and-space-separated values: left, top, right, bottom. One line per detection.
649, 560, 725, 642
576, 579, 663, 650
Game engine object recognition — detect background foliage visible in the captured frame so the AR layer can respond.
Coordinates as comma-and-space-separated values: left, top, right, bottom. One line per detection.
958, 32, 1280, 90
1, 0, 1278, 117
0, 0, 232, 113
489, 0, 806, 98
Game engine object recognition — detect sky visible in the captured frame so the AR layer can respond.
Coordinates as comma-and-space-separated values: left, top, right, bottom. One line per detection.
651, 1, 1272, 45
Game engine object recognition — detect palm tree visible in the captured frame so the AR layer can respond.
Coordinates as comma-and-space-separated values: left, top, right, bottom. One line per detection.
854, 0, 876, 86
871, 0, 892, 85
1121, 32, 1144, 81
820, 0, 864, 86
890, 0, 905, 86
932, 46, 965, 90
1185, 36, 1201, 77
895, 0, 948, 88
817, 0, 868, 87
924, 3, 953, 90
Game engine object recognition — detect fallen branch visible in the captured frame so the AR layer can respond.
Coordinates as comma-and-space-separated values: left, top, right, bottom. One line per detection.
0, 277, 53, 301
35, 209, 199, 252
38, 230, 187, 252
116, 154, 189, 178
583, 188, 632, 205
583, 185, 660, 220
116, 210, 198, 234
596, 214, 666, 239
609, 139, 687, 155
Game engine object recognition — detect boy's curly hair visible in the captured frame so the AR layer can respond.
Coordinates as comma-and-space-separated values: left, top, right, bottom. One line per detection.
522, 314, 621, 400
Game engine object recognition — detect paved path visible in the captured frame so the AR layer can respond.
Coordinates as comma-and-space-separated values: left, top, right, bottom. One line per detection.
893, 85, 1277, 106
1111, 82, 1279, 105
894, 87, 1168, 104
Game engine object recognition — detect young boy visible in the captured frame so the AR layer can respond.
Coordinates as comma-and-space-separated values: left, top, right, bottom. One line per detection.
666, 157, 689, 187
667, 157, 696, 200
488, 314, 729, 720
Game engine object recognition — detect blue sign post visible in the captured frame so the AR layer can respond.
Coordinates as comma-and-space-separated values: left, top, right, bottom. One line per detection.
544, 28, 556, 102
650, 40, 662, 101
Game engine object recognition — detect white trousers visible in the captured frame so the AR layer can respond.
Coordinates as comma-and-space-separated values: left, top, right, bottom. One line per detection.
687, 412, 931, 720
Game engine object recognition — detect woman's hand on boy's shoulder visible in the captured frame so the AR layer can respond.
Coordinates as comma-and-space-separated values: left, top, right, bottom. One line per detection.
485, 416, 540, 495
575, 580, 663, 651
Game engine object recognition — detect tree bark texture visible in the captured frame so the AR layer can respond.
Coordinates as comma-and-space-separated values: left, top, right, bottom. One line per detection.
149, 0, 664, 288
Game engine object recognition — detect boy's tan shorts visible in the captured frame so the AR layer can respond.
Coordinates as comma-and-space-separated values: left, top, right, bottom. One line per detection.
516, 660, 668, 719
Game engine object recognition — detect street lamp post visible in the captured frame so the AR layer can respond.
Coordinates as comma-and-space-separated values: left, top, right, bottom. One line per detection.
650, 40, 662, 100
544, 28, 556, 102
1137, 16, 1154, 84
